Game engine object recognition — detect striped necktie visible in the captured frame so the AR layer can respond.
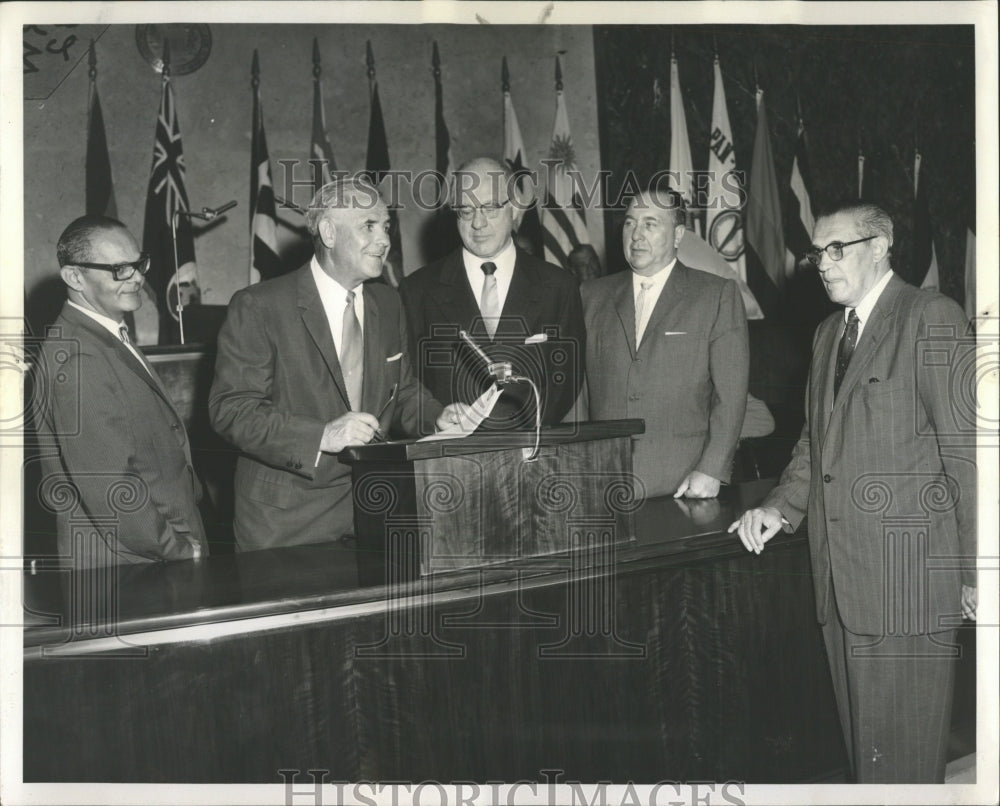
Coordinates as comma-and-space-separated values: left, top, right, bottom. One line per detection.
341, 290, 364, 410
834, 308, 860, 398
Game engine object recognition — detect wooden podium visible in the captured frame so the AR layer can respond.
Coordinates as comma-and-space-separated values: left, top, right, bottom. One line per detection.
339, 419, 645, 583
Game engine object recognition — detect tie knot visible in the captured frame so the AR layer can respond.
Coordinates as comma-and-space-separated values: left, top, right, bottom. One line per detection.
345, 290, 355, 305
481, 262, 497, 276
847, 308, 859, 324
118, 324, 130, 345
640, 280, 654, 291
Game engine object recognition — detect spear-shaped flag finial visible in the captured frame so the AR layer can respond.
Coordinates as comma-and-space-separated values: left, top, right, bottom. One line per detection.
502, 55, 510, 92
88, 38, 97, 80
555, 55, 563, 92
251, 48, 260, 89
432, 40, 441, 78
162, 37, 171, 78
312, 37, 321, 79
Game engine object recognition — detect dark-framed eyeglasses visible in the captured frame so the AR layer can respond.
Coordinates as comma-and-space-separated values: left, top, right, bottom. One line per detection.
453, 200, 510, 221
805, 236, 876, 266
70, 253, 151, 281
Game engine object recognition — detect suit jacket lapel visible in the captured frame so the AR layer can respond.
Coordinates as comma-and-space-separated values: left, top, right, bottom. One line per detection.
495, 249, 543, 340
612, 273, 638, 359
641, 261, 690, 345
360, 284, 384, 414
433, 250, 483, 335
297, 266, 352, 410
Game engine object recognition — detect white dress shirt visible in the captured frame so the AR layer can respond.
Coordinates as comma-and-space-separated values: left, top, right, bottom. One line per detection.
632, 258, 677, 344
847, 268, 893, 341
310, 257, 365, 359
67, 300, 151, 375
463, 238, 517, 315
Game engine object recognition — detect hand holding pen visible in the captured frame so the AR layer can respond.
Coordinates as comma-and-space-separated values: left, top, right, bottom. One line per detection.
371, 383, 398, 443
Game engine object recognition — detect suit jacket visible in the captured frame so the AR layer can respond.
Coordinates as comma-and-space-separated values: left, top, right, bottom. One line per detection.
209, 265, 442, 552
399, 247, 585, 427
33, 302, 207, 568
581, 262, 749, 498
763, 274, 976, 635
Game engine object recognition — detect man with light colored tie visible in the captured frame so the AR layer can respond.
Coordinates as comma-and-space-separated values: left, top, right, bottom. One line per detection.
580, 188, 749, 499
33, 216, 208, 567
729, 201, 977, 783
210, 177, 467, 552
400, 156, 585, 429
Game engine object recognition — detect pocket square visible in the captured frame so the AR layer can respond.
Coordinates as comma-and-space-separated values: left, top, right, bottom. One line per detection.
386, 352, 403, 362
524, 333, 548, 345
663, 331, 687, 336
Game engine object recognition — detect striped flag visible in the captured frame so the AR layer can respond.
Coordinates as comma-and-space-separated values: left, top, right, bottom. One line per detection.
85, 42, 116, 219
365, 81, 404, 286
669, 53, 699, 235
309, 38, 336, 197
786, 117, 815, 275
141, 64, 196, 344
706, 54, 744, 281
502, 57, 543, 256
250, 50, 280, 284
745, 88, 784, 315
541, 57, 589, 269
913, 151, 939, 290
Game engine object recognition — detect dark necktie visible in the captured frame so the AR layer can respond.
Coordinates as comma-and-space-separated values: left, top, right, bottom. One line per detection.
833, 308, 860, 398
119, 323, 154, 377
341, 290, 363, 410
479, 261, 500, 339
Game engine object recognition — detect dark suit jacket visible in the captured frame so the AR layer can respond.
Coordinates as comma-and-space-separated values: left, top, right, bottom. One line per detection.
33, 302, 207, 568
399, 247, 585, 427
209, 265, 442, 552
581, 262, 749, 498
763, 274, 976, 635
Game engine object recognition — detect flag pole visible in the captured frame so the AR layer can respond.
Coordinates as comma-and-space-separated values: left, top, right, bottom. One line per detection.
161, 40, 187, 345
366, 40, 376, 104
87, 39, 97, 114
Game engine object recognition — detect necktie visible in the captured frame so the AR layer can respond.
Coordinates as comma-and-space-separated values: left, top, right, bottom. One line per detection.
341, 290, 364, 410
635, 280, 654, 346
118, 324, 131, 345
833, 308, 860, 398
118, 323, 153, 377
480, 261, 500, 339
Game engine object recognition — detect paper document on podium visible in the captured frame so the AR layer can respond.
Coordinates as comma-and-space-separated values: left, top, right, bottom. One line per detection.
418, 384, 502, 442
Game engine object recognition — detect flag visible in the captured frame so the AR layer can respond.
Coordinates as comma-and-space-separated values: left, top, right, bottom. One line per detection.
365, 81, 404, 286
309, 39, 336, 197
250, 50, 281, 285
85, 44, 116, 219
424, 42, 462, 260
745, 89, 785, 314
913, 151, 939, 290
964, 227, 976, 320
705, 54, 745, 281
785, 117, 815, 275
141, 67, 196, 344
857, 148, 865, 199
541, 57, 589, 269
502, 57, 543, 256
678, 229, 763, 320
669, 53, 699, 234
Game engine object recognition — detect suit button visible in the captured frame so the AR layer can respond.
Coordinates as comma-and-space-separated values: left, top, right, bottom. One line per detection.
629, 393, 640, 400
171, 422, 180, 430
286, 461, 293, 468
634, 358, 642, 364
295, 462, 302, 470
823, 474, 833, 483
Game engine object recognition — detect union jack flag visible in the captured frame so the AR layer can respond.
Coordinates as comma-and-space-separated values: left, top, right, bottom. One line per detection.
141, 71, 195, 344
250, 49, 281, 284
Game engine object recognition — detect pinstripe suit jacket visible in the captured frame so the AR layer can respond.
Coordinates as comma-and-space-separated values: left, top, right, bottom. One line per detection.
763, 274, 976, 635
581, 262, 749, 498
34, 302, 207, 567
209, 265, 442, 551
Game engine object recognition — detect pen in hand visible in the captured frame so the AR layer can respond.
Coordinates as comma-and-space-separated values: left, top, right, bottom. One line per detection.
371, 383, 398, 442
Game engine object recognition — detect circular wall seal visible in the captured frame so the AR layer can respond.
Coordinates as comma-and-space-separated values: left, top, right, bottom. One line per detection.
708, 209, 746, 261
135, 24, 212, 76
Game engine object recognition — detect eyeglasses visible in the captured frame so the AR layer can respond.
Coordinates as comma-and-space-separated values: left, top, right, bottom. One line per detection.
70, 253, 151, 281
805, 236, 876, 266
453, 200, 509, 221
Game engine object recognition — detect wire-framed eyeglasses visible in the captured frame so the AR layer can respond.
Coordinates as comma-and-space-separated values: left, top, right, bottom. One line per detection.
453, 200, 510, 221
805, 236, 876, 266
70, 253, 151, 281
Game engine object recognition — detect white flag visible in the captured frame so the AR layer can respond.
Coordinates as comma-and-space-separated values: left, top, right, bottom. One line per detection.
706, 56, 746, 281
669, 55, 698, 234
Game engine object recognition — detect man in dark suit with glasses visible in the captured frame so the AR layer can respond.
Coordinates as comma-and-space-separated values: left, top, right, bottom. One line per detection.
32, 215, 208, 568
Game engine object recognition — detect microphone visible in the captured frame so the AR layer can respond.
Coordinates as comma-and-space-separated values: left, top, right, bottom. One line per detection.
201, 200, 238, 220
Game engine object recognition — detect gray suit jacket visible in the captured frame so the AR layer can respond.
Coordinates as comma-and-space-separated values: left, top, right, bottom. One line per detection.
581, 262, 749, 497
209, 266, 442, 551
763, 274, 976, 635
34, 302, 207, 567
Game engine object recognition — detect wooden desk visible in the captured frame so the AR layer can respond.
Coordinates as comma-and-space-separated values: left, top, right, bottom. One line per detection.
23, 479, 848, 783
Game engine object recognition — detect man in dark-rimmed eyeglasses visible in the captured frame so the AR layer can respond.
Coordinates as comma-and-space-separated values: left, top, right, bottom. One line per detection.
729, 201, 976, 783
32, 215, 208, 567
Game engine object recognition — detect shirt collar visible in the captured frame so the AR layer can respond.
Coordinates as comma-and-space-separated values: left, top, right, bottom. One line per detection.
848, 269, 893, 325
310, 255, 357, 303
462, 238, 517, 277
632, 258, 676, 294
67, 299, 125, 338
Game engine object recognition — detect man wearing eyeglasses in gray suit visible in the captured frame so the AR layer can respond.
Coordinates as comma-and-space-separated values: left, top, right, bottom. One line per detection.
729, 201, 977, 783
32, 215, 208, 568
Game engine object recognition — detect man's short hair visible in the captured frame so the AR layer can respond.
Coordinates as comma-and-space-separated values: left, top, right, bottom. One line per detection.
628, 185, 686, 227
305, 176, 383, 237
450, 157, 514, 207
819, 200, 894, 249
56, 215, 127, 267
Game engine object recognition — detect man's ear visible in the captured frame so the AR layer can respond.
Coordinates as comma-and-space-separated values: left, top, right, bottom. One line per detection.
871, 235, 891, 263
318, 215, 337, 250
673, 223, 687, 249
60, 266, 84, 291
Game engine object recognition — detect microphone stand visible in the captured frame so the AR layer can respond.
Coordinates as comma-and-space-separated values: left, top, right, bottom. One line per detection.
171, 200, 237, 344
459, 330, 543, 462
